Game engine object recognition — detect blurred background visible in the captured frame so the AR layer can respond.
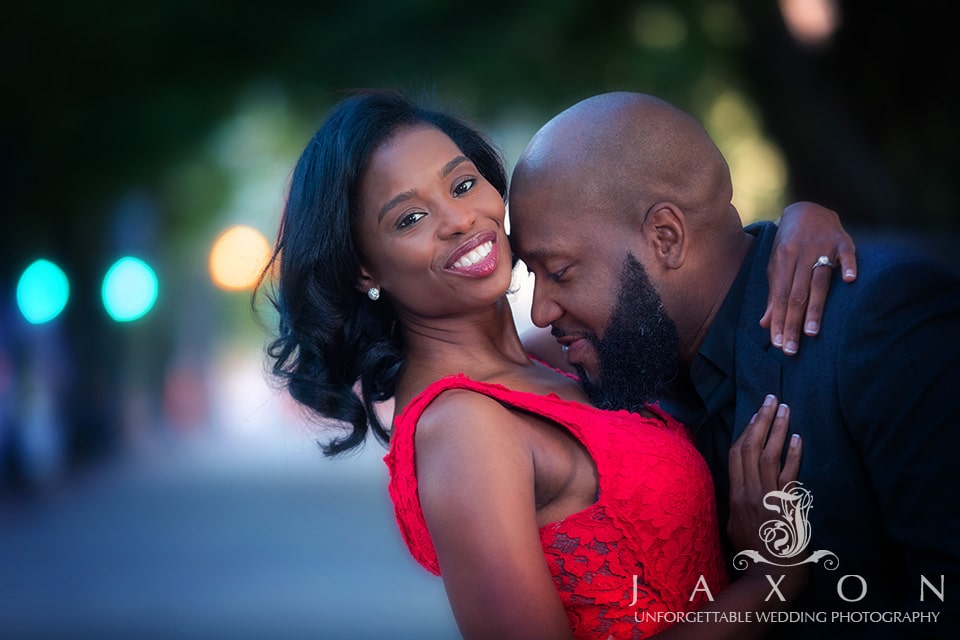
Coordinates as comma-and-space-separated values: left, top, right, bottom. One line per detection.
1, 1, 957, 638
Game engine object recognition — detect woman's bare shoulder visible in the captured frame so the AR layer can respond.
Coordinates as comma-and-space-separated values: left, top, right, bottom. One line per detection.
415, 387, 525, 453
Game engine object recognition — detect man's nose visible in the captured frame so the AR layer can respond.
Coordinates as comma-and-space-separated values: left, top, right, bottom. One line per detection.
529, 283, 562, 328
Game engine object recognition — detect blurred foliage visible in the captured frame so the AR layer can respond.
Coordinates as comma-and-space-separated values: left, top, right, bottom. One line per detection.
5, 0, 957, 255
2, 0, 957, 467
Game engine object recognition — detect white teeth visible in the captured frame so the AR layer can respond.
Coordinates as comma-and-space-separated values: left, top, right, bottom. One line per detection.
452, 240, 493, 269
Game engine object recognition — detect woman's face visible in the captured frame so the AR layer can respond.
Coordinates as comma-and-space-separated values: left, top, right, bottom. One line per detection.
355, 125, 512, 318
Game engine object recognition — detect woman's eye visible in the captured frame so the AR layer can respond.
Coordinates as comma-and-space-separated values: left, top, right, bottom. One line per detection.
397, 211, 426, 230
453, 178, 476, 197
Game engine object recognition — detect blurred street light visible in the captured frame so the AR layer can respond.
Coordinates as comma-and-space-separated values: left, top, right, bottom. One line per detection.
16, 259, 70, 324
102, 257, 159, 322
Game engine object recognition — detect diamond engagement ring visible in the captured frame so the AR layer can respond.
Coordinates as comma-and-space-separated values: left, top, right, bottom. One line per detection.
811, 255, 835, 270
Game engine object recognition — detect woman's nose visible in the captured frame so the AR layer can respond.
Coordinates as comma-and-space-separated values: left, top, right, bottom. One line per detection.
437, 203, 476, 238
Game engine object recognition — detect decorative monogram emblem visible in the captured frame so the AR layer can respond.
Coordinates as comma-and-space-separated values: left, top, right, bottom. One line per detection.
733, 481, 839, 569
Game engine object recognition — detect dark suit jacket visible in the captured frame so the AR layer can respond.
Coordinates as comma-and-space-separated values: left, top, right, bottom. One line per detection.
700, 222, 960, 639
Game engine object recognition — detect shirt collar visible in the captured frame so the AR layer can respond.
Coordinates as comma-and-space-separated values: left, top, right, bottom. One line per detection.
695, 229, 763, 378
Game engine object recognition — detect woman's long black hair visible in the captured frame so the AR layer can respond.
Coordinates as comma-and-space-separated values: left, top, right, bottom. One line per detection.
255, 89, 507, 456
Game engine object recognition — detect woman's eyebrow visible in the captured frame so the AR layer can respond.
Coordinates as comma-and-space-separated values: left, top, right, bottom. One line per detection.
439, 155, 469, 178
378, 189, 417, 222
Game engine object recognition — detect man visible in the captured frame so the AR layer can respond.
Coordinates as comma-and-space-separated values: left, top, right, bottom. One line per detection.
508, 91, 960, 639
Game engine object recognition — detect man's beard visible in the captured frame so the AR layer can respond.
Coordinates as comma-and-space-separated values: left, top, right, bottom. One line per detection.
574, 255, 679, 413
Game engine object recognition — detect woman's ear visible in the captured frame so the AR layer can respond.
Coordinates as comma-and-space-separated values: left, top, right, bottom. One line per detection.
640, 202, 688, 270
356, 265, 378, 294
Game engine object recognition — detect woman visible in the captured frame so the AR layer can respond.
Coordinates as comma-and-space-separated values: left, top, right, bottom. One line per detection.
258, 89, 848, 639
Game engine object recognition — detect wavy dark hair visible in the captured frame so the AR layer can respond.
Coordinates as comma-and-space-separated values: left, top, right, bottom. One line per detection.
255, 89, 508, 456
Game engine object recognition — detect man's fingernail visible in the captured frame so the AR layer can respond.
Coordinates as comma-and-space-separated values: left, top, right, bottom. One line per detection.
805, 321, 819, 336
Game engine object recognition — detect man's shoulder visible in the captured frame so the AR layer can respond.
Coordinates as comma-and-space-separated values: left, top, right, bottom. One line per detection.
855, 240, 954, 271
843, 242, 960, 302
815, 242, 960, 356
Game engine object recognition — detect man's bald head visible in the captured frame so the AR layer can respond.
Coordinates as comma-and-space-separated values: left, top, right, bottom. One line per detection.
509, 92, 735, 237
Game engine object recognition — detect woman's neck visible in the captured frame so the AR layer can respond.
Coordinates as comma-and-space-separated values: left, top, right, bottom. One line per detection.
395, 296, 532, 399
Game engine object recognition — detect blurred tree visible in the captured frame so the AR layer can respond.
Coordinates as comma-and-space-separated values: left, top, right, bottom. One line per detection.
2, 0, 956, 473
736, 0, 958, 228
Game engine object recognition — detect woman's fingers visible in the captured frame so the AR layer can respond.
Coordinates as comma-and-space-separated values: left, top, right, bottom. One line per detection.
760, 250, 791, 347
782, 265, 811, 355
803, 238, 856, 336
837, 237, 858, 283
760, 403, 790, 491
803, 264, 834, 337
779, 434, 803, 487
731, 395, 778, 491
731, 395, 802, 494
761, 201, 859, 355
728, 413, 751, 491
728, 394, 805, 558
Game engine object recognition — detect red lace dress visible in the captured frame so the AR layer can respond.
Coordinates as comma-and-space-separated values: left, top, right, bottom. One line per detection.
384, 374, 728, 639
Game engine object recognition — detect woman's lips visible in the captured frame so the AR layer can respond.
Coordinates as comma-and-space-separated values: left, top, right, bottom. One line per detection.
444, 232, 500, 277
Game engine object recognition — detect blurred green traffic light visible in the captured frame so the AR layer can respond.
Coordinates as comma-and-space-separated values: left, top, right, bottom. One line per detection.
16, 259, 70, 324
102, 257, 158, 322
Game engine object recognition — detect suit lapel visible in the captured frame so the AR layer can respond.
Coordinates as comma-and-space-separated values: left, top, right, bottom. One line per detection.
732, 329, 782, 441
731, 223, 783, 441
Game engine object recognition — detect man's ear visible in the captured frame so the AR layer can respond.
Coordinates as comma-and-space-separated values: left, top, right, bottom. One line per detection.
639, 202, 688, 270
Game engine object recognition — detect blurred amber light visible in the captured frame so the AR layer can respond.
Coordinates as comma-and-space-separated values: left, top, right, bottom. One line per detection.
209, 225, 271, 290
779, 0, 840, 47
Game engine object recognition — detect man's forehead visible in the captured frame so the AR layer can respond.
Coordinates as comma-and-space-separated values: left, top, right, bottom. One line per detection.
509, 202, 581, 235
511, 227, 581, 264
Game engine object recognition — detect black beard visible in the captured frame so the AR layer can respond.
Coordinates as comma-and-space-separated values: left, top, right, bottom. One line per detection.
575, 255, 679, 413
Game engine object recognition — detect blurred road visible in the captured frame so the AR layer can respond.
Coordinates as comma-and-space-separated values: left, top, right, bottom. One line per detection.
0, 417, 460, 639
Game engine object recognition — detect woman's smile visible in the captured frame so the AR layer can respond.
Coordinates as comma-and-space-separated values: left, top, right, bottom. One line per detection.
445, 231, 500, 277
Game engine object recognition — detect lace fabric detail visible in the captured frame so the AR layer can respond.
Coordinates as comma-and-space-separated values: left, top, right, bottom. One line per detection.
384, 374, 728, 639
